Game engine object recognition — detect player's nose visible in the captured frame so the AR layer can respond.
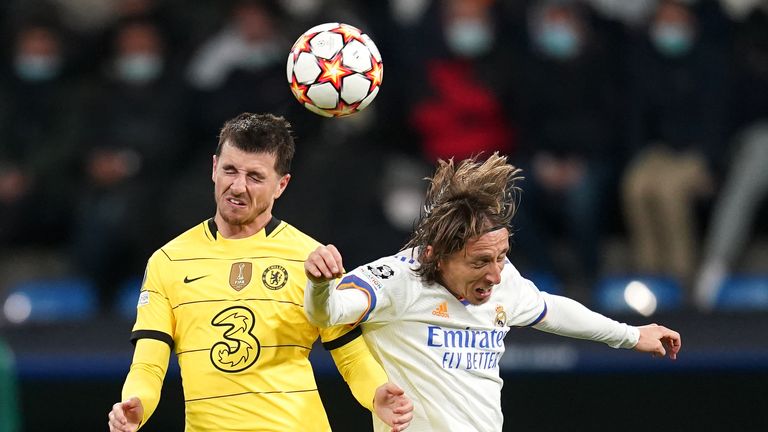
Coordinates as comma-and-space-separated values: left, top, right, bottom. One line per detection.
230, 174, 247, 193
486, 262, 502, 285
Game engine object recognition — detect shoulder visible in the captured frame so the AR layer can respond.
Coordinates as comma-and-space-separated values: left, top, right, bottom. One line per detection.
496, 260, 539, 297
270, 220, 321, 251
344, 250, 422, 293
153, 221, 210, 262
263, 220, 321, 263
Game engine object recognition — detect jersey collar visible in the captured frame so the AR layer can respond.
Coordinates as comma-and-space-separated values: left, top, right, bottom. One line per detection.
206, 216, 281, 240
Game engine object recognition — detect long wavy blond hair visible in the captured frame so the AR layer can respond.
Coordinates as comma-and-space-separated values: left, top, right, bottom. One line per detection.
403, 153, 522, 284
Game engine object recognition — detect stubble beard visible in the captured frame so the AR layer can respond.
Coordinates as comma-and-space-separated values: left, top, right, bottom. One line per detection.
219, 198, 269, 228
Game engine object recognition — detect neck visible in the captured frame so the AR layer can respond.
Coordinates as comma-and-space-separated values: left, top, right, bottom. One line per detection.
436, 275, 463, 300
214, 212, 273, 239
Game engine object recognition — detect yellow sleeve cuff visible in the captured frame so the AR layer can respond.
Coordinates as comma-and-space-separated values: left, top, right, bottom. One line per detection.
122, 338, 171, 429
329, 334, 387, 411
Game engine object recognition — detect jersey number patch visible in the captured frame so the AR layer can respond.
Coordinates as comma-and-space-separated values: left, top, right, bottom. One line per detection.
210, 306, 261, 372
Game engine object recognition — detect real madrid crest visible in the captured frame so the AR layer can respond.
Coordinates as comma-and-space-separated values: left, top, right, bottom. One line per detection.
494, 305, 507, 327
229, 262, 253, 291
262, 264, 288, 290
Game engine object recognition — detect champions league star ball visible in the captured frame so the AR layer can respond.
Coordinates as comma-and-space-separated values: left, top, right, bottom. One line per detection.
286, 22, 383, 117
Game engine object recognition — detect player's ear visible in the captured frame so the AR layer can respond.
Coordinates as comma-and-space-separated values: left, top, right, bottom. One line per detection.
274, 173, 291, 199
211, 155, 218, 182
424, 245, 434, 260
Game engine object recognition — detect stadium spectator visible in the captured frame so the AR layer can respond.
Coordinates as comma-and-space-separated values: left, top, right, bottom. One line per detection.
184, 0, 302, 156
621, 0, 729, 291
186, 0, 285, 92
305, 153, 681, 432
406, 0, 519, 162
0, 19, 82, 249
695, 9, 768, 310
71, 18, 190, 308
106, 113, 413, 432
510, 0, 623, 296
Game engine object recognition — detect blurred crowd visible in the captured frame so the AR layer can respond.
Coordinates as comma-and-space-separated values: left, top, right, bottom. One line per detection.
0, 0, 767, 312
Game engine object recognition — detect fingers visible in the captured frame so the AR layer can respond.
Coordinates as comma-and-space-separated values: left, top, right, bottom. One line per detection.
108, 403, 131, 432
305, 245, 345, 281
389, 410, 413, 432
110, 402, 127, 425
656, 326, 681, 360
327, 245, 345, 275
390, 420, 412, 432
384, 382, 405, 396
108, 398, 142, 432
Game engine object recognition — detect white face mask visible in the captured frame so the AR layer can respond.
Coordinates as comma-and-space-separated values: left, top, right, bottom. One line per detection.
445, 19, 494, 58
14, 54, 61, 82
536, 21, 582, 60
115, 54, 163, 84
240, 42, 280, 70
651, 23, 694, 57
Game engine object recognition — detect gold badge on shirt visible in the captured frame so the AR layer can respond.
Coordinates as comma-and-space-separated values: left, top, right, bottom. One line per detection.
494, 305, 507, 327
229, 262, 253, 291
262, 265, 288, 290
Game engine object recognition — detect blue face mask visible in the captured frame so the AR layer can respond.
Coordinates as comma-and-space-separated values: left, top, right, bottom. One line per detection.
14, 54, 61, 82
241, 43, 280, 70
445, 20, 494, 58
116, 54, 163, 84
536, 22, 581, 60
651, 24, 694, 57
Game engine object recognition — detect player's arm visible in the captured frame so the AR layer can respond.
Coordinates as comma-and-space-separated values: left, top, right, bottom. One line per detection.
304, 244, 371, 327
109, 338, 170, 431
110, 254, 175, 431
532, 292, 681, 358
324, 328, 413, 431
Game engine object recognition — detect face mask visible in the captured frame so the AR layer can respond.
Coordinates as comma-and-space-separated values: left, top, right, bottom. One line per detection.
14, 54, 61, 82
116, 54, 163, 84
651, 24, 694, 57
445, 19, 494, 58
536, 22, 581, 60
241, 43, 280, 70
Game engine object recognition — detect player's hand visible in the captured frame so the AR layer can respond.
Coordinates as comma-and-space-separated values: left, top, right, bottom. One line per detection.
305, 244, 345, 283
373, 382, 413, 432
108, 397, 143, 432
634, 324, 681, 360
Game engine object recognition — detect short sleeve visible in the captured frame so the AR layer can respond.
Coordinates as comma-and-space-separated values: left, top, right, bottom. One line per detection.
131, 251, 175, 349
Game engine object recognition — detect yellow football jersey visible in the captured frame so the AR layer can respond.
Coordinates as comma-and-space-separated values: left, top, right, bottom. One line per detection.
132, 218, 350, 432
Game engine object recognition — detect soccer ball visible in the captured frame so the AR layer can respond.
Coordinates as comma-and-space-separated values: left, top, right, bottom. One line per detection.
286, 23, 383, 117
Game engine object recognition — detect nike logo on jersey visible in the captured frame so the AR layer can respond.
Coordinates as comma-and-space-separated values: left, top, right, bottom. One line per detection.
432, 302, 449, 318
184, 275, 209, 283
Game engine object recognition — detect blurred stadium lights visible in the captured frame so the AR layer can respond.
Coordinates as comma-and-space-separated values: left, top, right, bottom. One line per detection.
3, 293, 32, 324
594, 275, 681, 315
623, 280, 658, 317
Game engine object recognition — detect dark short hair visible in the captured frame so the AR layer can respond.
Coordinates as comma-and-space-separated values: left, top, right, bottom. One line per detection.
216, 112, 295, 175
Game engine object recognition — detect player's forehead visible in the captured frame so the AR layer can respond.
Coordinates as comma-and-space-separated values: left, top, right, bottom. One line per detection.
463, 228, 509, 258
218, 142, 278, 174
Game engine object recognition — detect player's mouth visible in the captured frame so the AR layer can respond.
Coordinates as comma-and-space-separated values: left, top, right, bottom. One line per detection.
475, 286, 493, 300
225, 197, 247, 208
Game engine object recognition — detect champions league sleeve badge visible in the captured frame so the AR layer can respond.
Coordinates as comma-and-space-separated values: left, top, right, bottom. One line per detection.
366, 264, 395, 280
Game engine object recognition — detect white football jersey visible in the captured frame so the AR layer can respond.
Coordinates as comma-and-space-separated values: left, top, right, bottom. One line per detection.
337, 248, 547, 432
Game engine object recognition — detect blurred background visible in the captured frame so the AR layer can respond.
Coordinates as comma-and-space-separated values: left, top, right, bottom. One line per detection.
0, 0, 767, 430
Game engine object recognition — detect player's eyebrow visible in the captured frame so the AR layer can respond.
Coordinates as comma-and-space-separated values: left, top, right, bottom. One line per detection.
470, 249, 508, 262
222, 163, 267, 179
